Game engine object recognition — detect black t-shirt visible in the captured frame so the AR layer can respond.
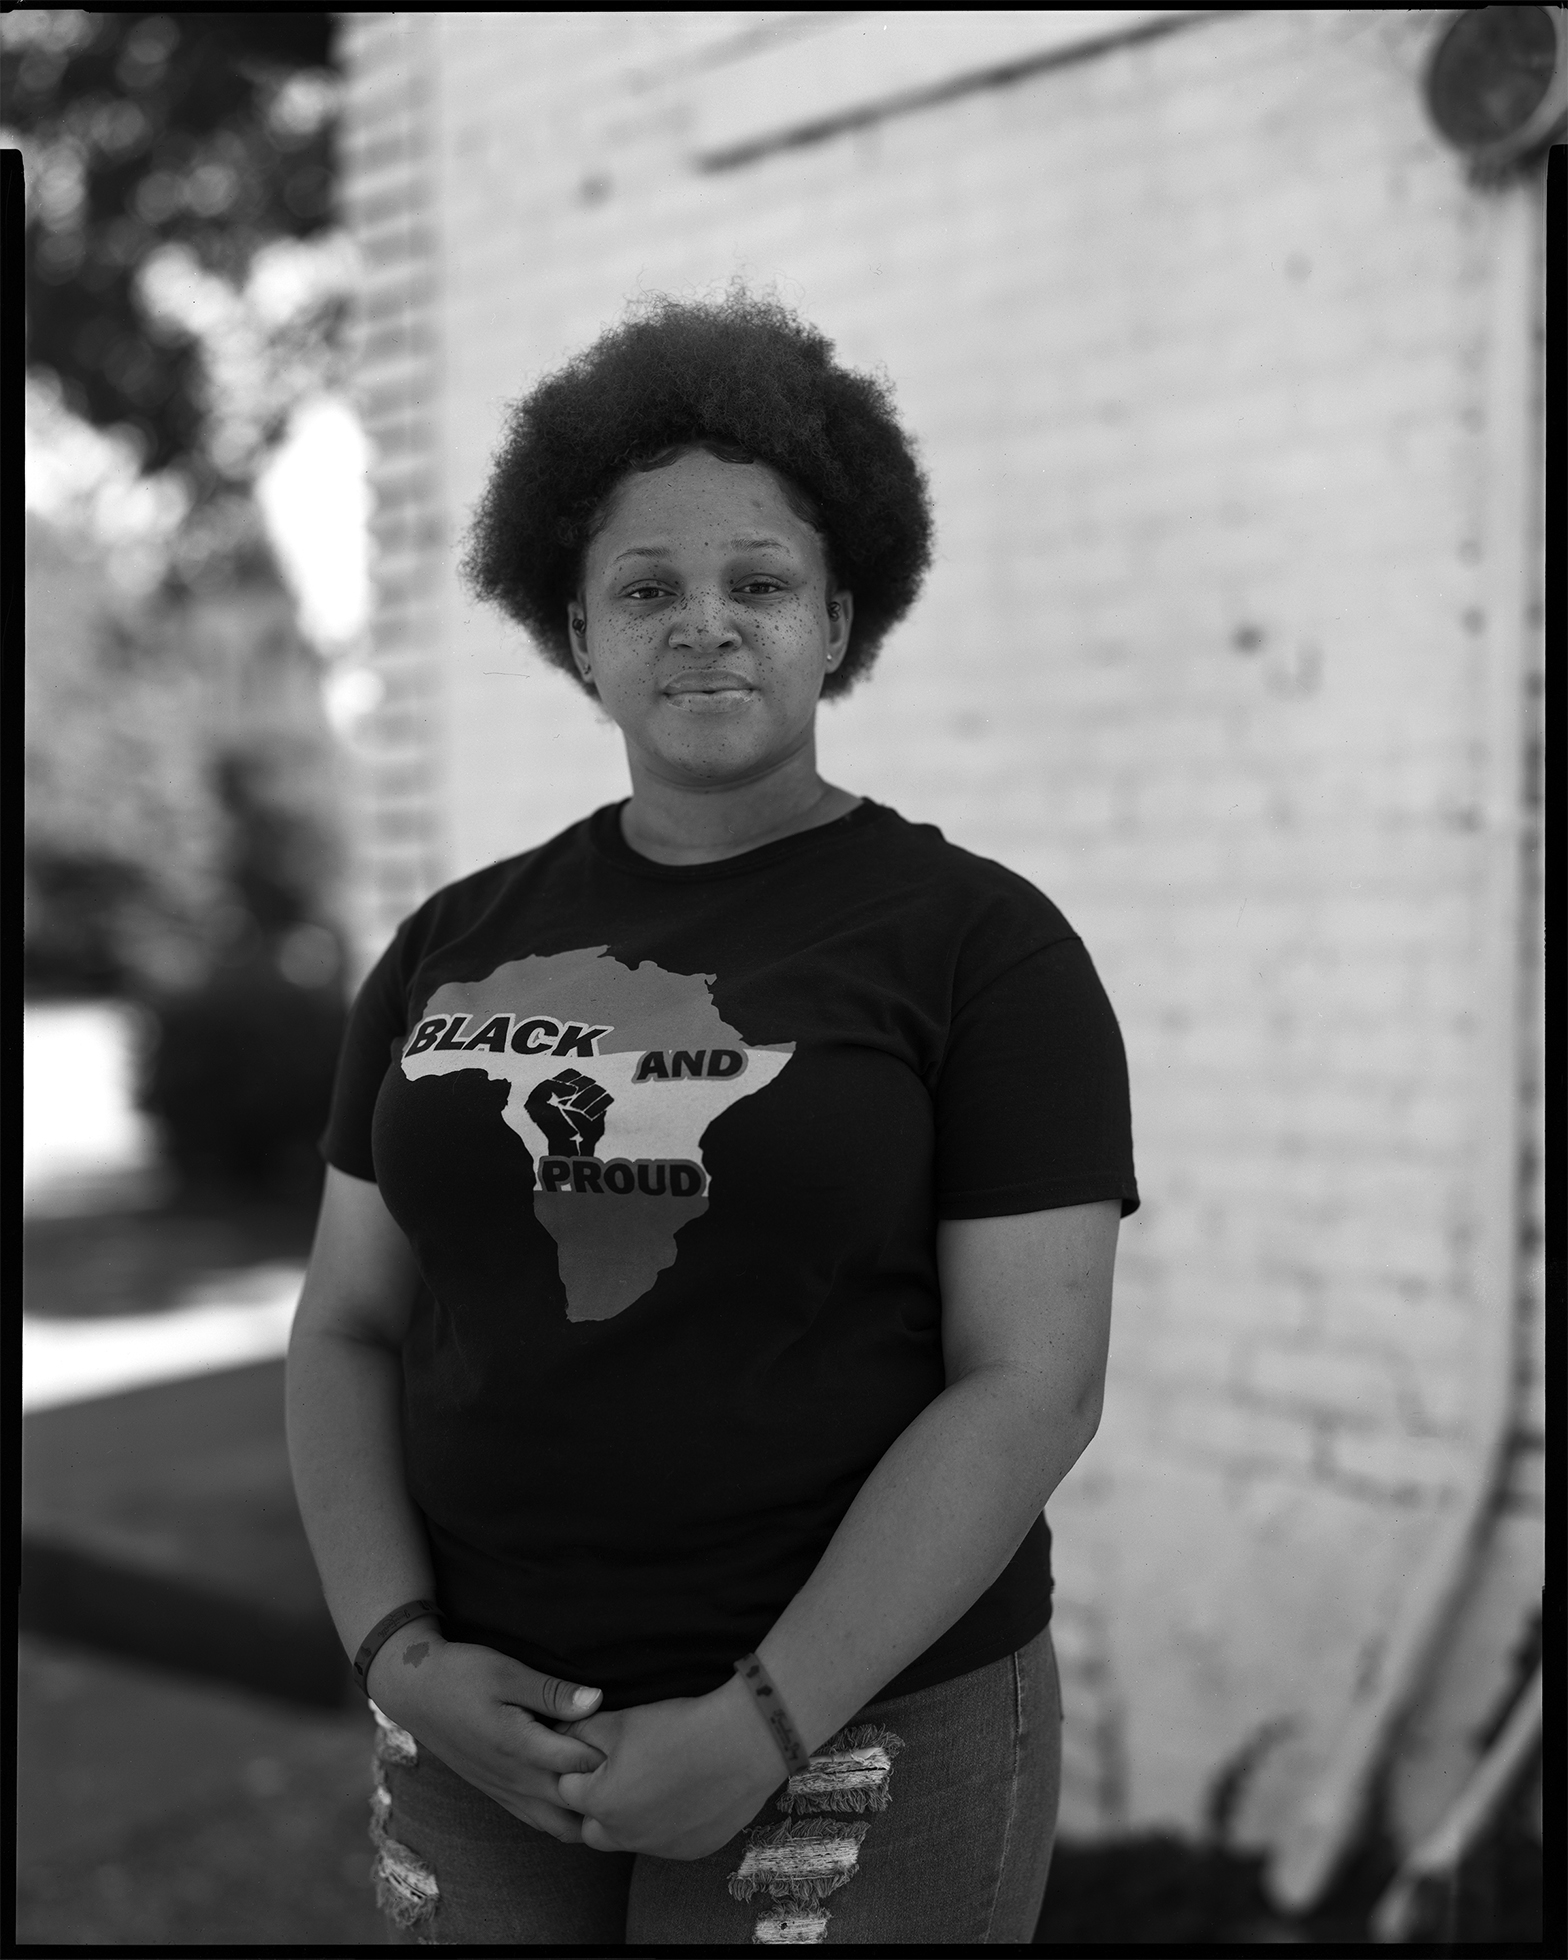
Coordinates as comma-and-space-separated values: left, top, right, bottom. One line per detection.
320, 797, 1139, 1709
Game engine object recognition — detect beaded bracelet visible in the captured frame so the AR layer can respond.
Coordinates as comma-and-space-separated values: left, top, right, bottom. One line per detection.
733, 1652, 811, 1776
353, 1598, 441, 1697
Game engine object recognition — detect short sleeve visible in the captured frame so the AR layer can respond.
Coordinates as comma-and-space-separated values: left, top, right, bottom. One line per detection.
318, 930, 414, 1181
934, 937, 1139, 1220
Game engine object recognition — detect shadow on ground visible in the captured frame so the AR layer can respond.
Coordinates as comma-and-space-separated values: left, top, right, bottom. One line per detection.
19, 1186, 386, 1946
17, 1634, 385, 1948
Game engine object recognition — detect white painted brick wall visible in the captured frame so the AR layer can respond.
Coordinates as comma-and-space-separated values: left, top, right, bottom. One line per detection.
341, 10, 1545, 1853
337, 10, 447, 963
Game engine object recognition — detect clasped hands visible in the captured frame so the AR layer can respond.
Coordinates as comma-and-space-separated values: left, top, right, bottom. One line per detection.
365, 1633, 789, 1860
557, 1681, 792, 1857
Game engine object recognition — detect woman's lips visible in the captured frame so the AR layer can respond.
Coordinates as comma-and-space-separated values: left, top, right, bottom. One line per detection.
662, 672, 755, 695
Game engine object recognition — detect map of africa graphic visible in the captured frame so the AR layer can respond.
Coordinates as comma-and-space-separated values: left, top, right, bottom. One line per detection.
401, 947, 793, 1322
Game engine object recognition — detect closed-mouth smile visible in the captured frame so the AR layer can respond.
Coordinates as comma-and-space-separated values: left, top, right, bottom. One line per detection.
663, 671, 756, 696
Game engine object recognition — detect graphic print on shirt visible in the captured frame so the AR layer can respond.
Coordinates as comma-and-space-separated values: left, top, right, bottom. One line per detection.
401, 946, 793, 1323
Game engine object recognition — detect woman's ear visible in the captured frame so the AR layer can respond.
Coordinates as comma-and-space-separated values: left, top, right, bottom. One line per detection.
567, 600, 591, 677
825, 590, 853, 669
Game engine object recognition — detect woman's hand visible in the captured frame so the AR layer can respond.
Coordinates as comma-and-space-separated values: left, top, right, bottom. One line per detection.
366, 1629, 609, 1843
556, 1674, 786, 1858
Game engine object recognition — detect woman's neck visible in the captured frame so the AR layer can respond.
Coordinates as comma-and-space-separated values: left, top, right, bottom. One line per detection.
619, 748, 860, 866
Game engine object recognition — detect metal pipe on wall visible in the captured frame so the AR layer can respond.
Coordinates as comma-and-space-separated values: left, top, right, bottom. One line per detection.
1370, 1666, 1543, 1942
1267, 172, 1542, 1916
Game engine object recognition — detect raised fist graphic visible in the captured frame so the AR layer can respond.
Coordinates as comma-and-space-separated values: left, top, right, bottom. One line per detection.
524, 1069, 613, 1159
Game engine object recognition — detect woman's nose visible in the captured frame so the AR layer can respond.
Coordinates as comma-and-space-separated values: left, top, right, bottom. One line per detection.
668, 589, 742, 649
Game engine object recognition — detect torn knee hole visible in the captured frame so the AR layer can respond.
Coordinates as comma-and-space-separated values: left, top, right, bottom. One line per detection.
369, 1773, 438, 1929
729, 1817, 871, 1905
777, 1722, 905, 1814
370, 1700, 419, 1766
735, 1722, 905, 1941
753, 1905, 834, 1943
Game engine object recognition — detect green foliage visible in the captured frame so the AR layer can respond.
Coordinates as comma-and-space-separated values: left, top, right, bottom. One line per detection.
5, 9, 338, 480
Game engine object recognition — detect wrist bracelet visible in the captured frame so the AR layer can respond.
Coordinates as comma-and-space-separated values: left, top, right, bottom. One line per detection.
353, 1598, 441, 1697
733, 1652, 811, 1776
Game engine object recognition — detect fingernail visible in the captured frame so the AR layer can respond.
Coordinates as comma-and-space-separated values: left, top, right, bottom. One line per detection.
571, 1686, 600, 1710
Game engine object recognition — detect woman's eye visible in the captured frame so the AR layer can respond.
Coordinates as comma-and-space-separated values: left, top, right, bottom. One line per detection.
619, 578, 785, 600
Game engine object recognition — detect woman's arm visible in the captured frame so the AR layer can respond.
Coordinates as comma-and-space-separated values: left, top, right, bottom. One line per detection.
285, 1166, 434, 1653
559, 1197, 1120, 1855
286, 1166, 609, 1837
751, 1195, 1119, 1745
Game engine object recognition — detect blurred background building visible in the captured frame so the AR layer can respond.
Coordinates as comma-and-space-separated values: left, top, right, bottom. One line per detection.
16, 8, 1554, 1946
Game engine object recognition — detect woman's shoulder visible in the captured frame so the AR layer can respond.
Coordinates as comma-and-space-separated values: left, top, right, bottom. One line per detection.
863, 803, 1079, 948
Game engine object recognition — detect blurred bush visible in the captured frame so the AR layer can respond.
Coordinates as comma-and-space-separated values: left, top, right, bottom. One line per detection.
139, 965, 344, 1205
137, 755, 348, 1207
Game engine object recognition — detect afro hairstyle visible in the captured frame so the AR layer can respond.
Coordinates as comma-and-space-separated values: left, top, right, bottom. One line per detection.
459, 290, 933, 699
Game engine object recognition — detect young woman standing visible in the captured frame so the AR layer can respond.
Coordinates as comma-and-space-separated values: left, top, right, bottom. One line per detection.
286, 291, 1138, 1944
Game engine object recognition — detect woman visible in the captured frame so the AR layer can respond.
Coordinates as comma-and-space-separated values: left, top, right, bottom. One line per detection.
287, 291, 1138, 1946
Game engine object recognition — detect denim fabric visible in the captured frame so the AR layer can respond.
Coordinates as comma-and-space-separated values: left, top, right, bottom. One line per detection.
373, 1626, 1061, 1946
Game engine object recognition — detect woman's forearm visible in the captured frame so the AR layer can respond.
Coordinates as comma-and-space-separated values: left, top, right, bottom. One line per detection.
285, 1325, 436, 1659
752, 1369, 1095, 1753
549, 1372, 1101, 1857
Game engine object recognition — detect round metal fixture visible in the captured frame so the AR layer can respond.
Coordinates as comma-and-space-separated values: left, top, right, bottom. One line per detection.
1424, 7, 1567, 170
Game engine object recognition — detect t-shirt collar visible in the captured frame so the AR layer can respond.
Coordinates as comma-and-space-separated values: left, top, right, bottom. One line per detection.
588, 796, 886, 881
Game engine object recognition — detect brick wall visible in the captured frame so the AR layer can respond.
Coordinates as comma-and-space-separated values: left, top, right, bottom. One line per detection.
339, 10, 1545, 1852
336, 11, 446, 961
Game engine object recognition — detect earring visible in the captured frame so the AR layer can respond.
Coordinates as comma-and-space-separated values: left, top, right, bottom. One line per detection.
572, 617, 585, 633
827, 603, 840, 619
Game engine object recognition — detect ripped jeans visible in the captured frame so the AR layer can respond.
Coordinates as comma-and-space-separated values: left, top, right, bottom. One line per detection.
370, 1625, 1060, 1946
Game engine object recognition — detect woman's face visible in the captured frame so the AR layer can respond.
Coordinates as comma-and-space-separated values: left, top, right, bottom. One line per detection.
570, 447, 852, 790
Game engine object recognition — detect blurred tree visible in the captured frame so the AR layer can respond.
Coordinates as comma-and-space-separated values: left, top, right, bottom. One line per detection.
24, 511, 225, 996
15, 11, 357, 1197
4, 9, 339, 484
